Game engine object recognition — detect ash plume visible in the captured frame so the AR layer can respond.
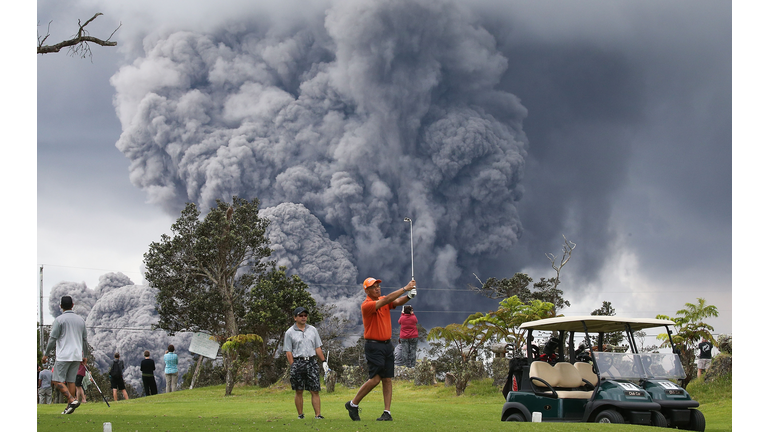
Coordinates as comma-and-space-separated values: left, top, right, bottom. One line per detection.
111, 0, 529, 302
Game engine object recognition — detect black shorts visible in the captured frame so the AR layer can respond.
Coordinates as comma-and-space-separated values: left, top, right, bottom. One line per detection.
365, 340, 395, 380
75, 375, 85, 387
110, 375, 126, 390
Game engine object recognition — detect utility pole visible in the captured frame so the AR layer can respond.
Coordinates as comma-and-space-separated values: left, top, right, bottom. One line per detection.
39, 265, 44, 353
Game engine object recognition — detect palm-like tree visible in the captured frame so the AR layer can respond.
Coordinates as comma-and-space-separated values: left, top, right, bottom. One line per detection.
656, 298, 719, 387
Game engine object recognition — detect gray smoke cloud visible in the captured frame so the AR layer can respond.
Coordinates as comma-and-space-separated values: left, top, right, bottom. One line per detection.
260, 202, 359, 319
48, 274, 194, 393
111, 0, 528, 305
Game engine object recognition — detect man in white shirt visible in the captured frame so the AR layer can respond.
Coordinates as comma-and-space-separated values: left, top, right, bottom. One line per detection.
283, 307, 326, 420
42, 296, 89, 414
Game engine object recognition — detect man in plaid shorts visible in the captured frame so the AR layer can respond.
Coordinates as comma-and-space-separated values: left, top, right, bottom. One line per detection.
284, 307, 327, 419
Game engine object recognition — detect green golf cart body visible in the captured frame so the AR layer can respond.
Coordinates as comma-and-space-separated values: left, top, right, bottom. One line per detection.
500, 316, 705, 430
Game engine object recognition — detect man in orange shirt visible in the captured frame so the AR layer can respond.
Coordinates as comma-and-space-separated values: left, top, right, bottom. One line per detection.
345, 277, 416, 421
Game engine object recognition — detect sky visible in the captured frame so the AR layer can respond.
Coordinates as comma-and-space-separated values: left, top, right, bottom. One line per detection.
23, 0, 747, 377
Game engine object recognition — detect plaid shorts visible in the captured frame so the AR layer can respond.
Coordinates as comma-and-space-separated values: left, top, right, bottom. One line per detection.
290, 358, 320, 392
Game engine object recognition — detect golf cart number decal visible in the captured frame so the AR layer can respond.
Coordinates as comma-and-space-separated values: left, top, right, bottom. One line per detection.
617, 382, 643, 397
658, 381, 680, 390
617, 382, 640, 391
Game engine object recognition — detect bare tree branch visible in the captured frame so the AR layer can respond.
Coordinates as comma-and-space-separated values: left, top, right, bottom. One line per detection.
544, 234, 576, 306
37, 13, 121, 58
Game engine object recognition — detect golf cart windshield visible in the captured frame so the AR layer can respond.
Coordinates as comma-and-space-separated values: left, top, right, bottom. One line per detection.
593, 352, 686, 380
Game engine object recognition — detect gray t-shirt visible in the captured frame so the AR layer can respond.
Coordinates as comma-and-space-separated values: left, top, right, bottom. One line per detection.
39, 369, 52, 389
283, 324, 322, 358
45, 310, 89, 361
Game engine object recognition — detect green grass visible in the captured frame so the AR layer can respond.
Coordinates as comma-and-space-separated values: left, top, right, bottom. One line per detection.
36, 378, 731, 431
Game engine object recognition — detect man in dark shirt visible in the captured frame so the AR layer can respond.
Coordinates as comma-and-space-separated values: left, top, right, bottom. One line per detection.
697, 338, 714, 377
140, 350, 158, 396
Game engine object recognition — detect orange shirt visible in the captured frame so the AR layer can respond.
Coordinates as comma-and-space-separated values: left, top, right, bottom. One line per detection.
362, 296, 395, 341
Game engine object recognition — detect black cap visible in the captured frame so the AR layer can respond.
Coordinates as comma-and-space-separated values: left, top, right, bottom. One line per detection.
293, 307, 308, 316
60, 296, 73, 309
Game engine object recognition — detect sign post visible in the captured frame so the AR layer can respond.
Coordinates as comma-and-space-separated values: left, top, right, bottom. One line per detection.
188, 333, 220, 390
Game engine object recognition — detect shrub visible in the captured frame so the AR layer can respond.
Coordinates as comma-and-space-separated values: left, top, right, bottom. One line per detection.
704, 353, 732, 383
716, 334, 732, 355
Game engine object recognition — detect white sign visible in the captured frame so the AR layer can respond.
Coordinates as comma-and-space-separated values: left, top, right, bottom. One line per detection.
189, 332, 220, 359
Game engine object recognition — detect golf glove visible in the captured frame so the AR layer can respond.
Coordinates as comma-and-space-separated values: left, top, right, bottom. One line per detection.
407, 288, 417, 299
322, 361, 329, 375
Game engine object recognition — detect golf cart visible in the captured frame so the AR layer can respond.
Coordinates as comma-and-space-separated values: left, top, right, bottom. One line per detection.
500, 316, 704, 430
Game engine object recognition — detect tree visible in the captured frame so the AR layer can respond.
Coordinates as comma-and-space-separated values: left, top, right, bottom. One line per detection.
144, 196, 271, 395
591, 301, 624, 347
541, 235, 576, 314
471, 235, 574, 313
243, 265, 321, 386
468, 296, 556, 358
427, 317, 489, 395
470, 272, 533, 300
315, 304, 356, 375
38, 13, 120, 57
656, 298, 719, 388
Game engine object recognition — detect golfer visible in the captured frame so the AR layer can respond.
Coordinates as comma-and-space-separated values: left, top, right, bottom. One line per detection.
284, 307, 326, 419
41, 295, 89, 414
345, 278, 416, 421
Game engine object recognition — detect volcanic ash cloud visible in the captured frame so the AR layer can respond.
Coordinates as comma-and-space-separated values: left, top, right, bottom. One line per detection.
111, 0, 529, 293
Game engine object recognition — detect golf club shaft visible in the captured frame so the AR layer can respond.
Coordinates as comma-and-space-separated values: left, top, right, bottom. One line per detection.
84, 364, 111, 407
410, 219, 414, 280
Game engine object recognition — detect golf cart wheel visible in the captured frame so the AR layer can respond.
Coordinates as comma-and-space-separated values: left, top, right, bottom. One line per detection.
683, 409, 705, 431
594, 409, 624, 424
651, 411, 667, 428
504, 412, 526, 422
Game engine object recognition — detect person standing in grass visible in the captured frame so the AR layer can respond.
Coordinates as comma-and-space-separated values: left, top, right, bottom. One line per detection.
141, 350, 158, 396
345, 277, 416, 422
109, 353, 130, 401
74, 363, 87, 404
164, 345, 179, 393
398, 305, 419, 368
41, 295, 89, 414
38, 364, 53, 404
284, 307, 327, 420
697, 338, 714, 378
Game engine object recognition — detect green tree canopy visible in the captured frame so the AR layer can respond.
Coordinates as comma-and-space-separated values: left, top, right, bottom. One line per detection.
591, 301, 624, 347
468, 295, 556, 358
144, 196, 271, 395
656, 298, 719, 388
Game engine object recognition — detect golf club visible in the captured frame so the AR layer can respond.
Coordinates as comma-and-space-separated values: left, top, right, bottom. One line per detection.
404, 217, 416, 298
83, 364, 110, 407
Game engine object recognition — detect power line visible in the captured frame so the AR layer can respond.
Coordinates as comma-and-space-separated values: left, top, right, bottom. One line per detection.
40, 263, 143, 276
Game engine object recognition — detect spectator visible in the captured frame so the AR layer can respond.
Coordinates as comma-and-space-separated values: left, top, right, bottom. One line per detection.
164, 345, 179, 393
109, 353, 130, 401
75, 363, 87, 404
141, 350, 158, 396
284, 307, 326, 419
38, 364, 53, 404
697, 338, 714, 378
398, 305, 419, 368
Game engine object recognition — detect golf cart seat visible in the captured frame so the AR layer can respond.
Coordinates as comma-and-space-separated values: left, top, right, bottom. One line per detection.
529, 361, 594, 399
574, 362, 598, 387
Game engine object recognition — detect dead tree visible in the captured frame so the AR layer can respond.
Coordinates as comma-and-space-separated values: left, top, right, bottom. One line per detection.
542, 235, 576, 313
37, 13, 120, 58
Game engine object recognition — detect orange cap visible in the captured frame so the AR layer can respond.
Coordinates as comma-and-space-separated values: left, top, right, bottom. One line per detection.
363, 277, 382, 289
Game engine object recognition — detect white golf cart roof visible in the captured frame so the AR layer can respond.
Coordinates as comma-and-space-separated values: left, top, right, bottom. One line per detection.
519, 316, 676, 333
